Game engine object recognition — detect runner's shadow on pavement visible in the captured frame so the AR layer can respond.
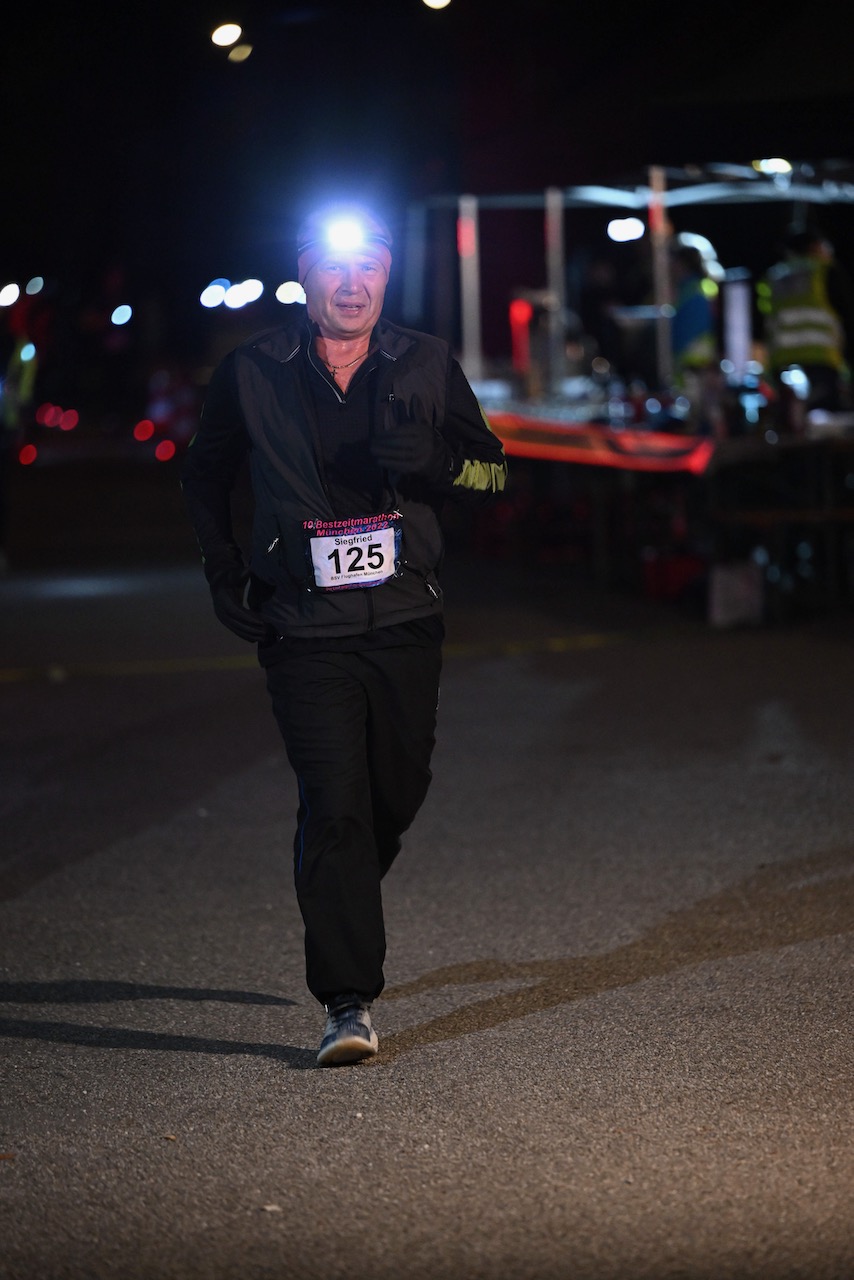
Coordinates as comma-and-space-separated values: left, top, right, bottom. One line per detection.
0, 981, 317, 1069
0, 980, 295, 1005
377, 846, 854, 1065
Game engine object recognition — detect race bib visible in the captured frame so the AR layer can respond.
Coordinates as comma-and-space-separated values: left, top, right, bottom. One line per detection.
303, 513, 403, 591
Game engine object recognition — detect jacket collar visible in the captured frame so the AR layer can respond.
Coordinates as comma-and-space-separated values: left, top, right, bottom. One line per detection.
245, 315, 416, 366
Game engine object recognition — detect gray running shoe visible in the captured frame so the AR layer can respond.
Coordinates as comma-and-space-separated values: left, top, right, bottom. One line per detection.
317, 994, 379, 1067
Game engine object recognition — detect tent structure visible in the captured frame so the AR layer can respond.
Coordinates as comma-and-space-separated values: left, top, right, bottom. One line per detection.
402, 163, 854, 472
408, 162, 854, 386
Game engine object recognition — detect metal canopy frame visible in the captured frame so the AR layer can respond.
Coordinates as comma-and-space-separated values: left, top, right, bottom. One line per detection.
411, 164, 854, 387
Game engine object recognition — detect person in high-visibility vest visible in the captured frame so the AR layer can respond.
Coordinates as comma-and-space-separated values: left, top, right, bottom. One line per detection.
669, 243, 724, 435
759, 226, 852, 426
671, 245, 719, 373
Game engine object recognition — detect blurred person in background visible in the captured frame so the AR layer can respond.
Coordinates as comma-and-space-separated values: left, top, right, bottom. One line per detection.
669, 242, 724, 436
181, 201, 507, 1066
760, 225, 853, 431
0, 304, 40, 575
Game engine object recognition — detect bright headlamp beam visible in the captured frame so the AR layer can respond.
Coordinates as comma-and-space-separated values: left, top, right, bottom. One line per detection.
325, 218, 370, 252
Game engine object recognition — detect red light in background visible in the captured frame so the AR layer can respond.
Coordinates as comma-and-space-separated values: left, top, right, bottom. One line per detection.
155, 439, 176, 462
509, 298, 534, 373
457, 216, 477, 259
35, 404, 78, 430
648, 197, 666, 236
509, 299, 533, 325
19, 444, 38, 465
134, 419, 155, 441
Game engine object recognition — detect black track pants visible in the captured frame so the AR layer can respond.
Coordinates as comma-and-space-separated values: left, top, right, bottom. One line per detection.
265, 643, 441, 1005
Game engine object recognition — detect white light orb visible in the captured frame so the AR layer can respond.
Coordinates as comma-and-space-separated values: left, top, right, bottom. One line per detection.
211, 23, 242, 46
607, 217, 645, 243
276, 281, 306, 305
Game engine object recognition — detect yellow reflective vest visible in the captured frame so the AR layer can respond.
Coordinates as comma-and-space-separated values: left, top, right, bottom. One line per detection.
764, 256, 844, 372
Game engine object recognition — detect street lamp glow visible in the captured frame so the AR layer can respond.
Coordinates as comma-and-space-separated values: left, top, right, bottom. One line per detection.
211, 23, 242, 47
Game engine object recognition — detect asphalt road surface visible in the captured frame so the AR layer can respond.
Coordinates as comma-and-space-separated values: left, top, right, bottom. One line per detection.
1, 453, 853, 1279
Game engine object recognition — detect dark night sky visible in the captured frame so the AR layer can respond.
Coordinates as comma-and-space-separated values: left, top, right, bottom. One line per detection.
3, 0, 854, 352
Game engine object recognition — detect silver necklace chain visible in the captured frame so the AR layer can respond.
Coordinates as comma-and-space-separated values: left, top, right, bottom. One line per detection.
324, 345, 370, 373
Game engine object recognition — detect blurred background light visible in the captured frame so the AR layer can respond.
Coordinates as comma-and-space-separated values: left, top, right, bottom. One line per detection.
25, 276, 44, 295
781, 367, 810, 398
223, 279, 264, 309
674, 231, 715, 256
607, 217, 645, 243
111, 304, 133, 325
211, 23, 241, 46
422, 0, 452, 8
134, 419, 155, 441
155, 439, 177, 461
19, 444, 38, 465
752, 157, 792, 175
674, 230, 725, 280
457, 216, 476, 258
20, 342, 36, 362
240, 278, 263, 302
0, 283, 20, 307
276, 281, 306, 305
227, 44, 253, 62
200, 283, 227, 308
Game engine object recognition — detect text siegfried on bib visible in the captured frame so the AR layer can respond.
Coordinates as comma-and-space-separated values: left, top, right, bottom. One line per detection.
303, 513, 403, 591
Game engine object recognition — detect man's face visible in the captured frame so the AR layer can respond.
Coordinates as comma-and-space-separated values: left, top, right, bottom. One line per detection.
303, 251, 388, 342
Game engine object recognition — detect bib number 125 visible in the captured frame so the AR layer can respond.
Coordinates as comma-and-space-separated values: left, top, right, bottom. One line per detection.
303, 513, 403, 591
326, 541, 386, 576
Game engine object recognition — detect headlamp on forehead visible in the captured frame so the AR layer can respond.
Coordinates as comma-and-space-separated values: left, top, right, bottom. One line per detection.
297, 213, 393, 258
325, 218, 375, 253
296, 206, 393, 286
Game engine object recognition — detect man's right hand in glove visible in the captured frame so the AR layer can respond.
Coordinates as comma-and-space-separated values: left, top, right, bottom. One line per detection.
210, 568, 273, 643
370, 395, 456, 487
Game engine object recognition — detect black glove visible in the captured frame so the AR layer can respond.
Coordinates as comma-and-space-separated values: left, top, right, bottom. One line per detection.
210, 568, 273, 643
371, 396, 455, 485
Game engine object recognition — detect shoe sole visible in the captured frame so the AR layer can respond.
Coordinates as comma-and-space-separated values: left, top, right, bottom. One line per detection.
317, 1031, 379, 1067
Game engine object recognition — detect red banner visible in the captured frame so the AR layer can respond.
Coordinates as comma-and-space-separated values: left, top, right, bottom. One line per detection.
488, 411, 716, 474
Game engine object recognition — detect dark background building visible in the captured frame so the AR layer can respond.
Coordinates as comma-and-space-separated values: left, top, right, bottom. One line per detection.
2, 0, 853, 415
